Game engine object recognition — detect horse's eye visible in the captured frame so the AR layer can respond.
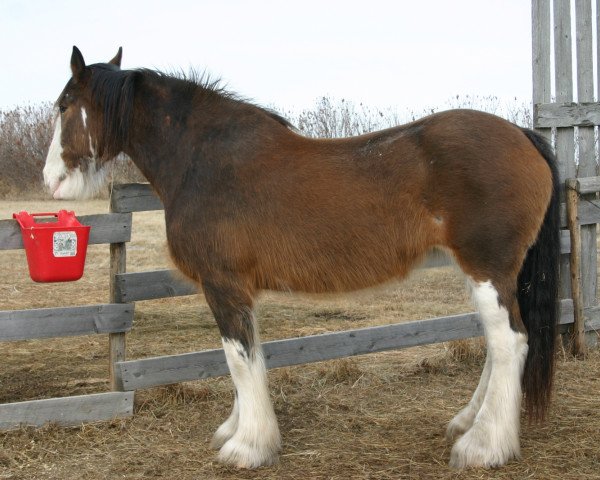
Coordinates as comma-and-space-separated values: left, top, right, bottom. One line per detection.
59, 105, 67, 114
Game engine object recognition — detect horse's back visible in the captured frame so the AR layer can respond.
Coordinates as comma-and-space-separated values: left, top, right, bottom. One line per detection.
167, 109, 553, 294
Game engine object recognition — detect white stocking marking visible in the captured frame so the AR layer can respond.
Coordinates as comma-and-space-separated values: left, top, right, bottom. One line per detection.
210, 393, 238, 449
217, 337, 281, 468
450, 279, 528, 468
446, 351, 491, 441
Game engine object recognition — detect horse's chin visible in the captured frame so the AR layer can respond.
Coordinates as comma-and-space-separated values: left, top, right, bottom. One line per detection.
50, 166, 108, 200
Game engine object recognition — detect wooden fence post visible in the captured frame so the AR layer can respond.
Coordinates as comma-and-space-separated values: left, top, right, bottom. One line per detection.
109, 198, 128, 390
566, 179, 587, 356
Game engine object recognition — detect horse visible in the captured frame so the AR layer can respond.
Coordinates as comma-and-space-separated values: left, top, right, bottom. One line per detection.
43, 47, 560, 469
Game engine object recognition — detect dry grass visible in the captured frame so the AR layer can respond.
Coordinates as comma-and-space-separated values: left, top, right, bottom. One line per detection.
0, 199, 599, 479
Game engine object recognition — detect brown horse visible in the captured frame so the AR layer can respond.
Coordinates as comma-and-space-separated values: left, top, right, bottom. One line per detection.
44, 47, 559, 469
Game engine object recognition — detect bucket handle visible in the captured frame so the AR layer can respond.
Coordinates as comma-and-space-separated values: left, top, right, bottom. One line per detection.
13, 210, 77, 228
28, 212, 60, 218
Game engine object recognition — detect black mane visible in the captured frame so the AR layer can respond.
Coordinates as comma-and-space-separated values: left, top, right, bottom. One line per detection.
88, 65, 293, 158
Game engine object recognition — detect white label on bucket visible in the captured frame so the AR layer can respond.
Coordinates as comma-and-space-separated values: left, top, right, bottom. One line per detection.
53, 231, 77, 257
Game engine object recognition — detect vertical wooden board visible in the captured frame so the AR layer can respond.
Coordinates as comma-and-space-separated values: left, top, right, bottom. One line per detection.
554, 0, 574, 100
108, 200, 129, 390
576, 1, 594, 101
0, 392, 134, 430
532, 0, 552, 105
553, 0, 576, 181
575, 0, 598, 312
566, 182, 587, 355
553, 0, 576, 299
598, 0, 600, 100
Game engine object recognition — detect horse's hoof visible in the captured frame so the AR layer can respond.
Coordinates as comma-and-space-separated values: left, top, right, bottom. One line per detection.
217, 435, 281, 469
448, 423, 520, 469
210, 417, 239, 450
445, 411, 474, 442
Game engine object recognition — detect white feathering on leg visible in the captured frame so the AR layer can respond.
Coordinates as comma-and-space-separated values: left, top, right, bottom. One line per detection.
449, 279, 527, 468
217, 337, 281, 468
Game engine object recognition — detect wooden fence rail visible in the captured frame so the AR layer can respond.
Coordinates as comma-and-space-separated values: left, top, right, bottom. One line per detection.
115, 299, 600, 392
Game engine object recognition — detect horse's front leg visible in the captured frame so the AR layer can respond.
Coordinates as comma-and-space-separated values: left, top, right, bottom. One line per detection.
203, 278, 281, 468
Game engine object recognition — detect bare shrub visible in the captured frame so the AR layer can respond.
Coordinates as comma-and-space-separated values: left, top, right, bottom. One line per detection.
0, 103, 54, 198
286, 94, 533, 141
287, 97, 394, 138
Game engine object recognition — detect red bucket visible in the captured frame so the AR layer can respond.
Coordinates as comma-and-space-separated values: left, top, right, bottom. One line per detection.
13, 210, 91, 283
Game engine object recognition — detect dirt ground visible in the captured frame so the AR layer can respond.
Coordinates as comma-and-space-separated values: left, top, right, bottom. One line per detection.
0, 199, 598, 480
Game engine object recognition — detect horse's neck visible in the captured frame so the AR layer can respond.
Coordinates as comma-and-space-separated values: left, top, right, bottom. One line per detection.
122, 81, 284, 208
122, 84, 208, 205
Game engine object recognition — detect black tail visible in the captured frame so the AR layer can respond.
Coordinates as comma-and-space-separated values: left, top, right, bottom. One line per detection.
518, 128, 560, 421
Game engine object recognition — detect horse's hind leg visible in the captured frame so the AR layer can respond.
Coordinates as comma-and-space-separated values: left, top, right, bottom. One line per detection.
203, 278, 281, 468
449, 278, 528, 468
446, 348, 491, 441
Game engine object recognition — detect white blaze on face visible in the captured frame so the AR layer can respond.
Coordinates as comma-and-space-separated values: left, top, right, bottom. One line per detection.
43, 113, 68, 196
42, 111, 108, 200
80, 107, 88, 129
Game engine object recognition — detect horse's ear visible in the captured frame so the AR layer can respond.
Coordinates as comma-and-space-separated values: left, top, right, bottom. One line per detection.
109, 47, 123, 68
70, 46, 86, 84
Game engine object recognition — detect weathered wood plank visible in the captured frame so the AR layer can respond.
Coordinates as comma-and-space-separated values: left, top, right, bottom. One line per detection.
109, 243, 128, 390
108, 192, 129, 391
575, 0, 598, 352
116, 300, 578, 390
117, 312, 482, 390
553, 0, 576, 302
570, 176, 600, 194
559, 199, 600, 227
560, 230, 571, 255
566, 180, 587, 355
532, 0, 551, 135
534, 102, 600, 128
419, 249, 453, 268
0, 304, 133, 341
0, 392, 134, 430
0, 213, 132, 250
110, 183, 163, 213
114, 269, 197, 302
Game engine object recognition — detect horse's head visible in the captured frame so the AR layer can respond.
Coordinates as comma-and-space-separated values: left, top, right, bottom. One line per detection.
43, 46, 123, 199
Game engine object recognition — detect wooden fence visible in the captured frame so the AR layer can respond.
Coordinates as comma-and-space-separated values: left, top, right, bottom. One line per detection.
107, 183, 600, 392
0, 213, 134, 428
532, 0, 600, 352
